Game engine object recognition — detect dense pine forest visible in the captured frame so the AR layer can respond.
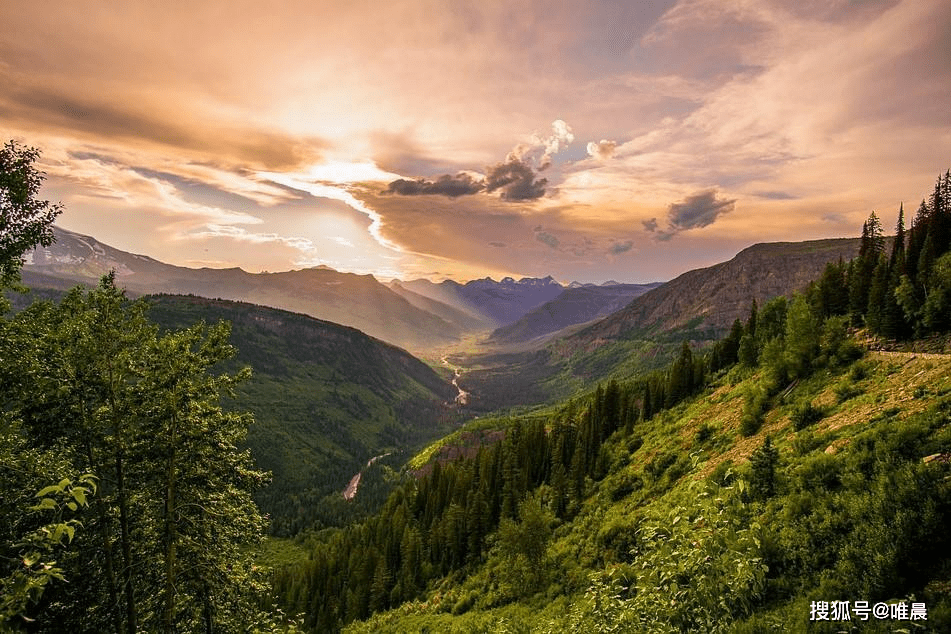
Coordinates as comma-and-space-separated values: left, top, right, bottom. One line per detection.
2, 140, 950, 632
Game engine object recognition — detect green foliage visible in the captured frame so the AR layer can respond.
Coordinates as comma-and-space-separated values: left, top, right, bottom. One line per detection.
790, 401, 824, 431
494, 494, 555, 594
783, 294, 819, 379
747, 436, 779, 500
853, 171, 951, 338
922, 251, 951, 331
0, 474, 95, 629
0, 141, 62, 288
818, 314, 862, 366
330, 326, 951, 634
834, 380, 863, 404
145, 294, 458, 536
0, 278, 273, 633
568, 484, 767, 633
694, 422, 715, 444
740, 384, 769, 437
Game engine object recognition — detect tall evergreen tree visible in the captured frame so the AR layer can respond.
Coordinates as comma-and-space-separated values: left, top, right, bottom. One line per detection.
890, 203, 906, 270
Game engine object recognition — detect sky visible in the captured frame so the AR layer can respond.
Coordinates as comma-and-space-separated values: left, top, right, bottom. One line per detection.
2, 0, 949, 284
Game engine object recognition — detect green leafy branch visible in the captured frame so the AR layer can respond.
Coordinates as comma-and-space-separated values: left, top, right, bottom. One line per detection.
1, 474, 96, 628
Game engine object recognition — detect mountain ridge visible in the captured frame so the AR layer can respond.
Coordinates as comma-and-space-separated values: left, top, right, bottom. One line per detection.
26, 226, 462, 351
568, 238, 863, 346
486, 282, 663, 346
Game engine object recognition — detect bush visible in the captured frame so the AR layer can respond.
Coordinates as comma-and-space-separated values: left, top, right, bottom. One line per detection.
610, 472, 643, 501
849, 362, 869, 381
695, 423, 715, 444
792, 430, 828, 456
740, 413, 763, 437
740, 384, 770, 437
708, 460, 735, 487
791, 402, 824, 431
834, 382, 863, 403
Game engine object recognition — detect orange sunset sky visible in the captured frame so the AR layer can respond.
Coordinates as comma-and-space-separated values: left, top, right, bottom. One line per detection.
2, 0, 949, 283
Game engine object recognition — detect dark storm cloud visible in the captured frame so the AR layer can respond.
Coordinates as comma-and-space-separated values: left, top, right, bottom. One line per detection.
645, 190, 735, 241
386, 172, 484, 197
484, 158, 548, 201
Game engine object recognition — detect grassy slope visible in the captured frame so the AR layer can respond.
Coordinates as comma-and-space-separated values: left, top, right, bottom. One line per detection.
345, 350, 951, 632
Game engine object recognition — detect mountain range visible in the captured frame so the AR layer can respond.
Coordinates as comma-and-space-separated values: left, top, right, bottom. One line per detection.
396, 275, 566, 328
24, 227, 864, 416
453, 238, 864, 412
25, 227, 586, 351
486, 282, 662, 346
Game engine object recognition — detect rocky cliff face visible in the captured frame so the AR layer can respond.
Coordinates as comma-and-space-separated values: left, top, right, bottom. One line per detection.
570, 238, 862, 343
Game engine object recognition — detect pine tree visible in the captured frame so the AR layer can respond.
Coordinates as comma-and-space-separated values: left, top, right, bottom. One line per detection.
866, 255, 890, 334
890, 203, 906, 270
748, 436, 779, 500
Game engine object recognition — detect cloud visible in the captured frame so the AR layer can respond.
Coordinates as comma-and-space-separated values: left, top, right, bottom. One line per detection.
485, 157, 548, 200
534, 228, 560, 249
537, 119, 575, 167
512, 119, 576, 170
754, 190, 797, 200
668, 189, 735, 228
608, 240, 633, 255
586, 139, 618, 159
647, 189, 735, 240
2, 84, 326, 171
380, 119, 571, 202
489, 241, 507, 247
386, 172, 484, 197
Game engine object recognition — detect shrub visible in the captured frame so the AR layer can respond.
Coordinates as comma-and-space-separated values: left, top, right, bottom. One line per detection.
740, 413, 763, 437
849, 362, 869, 381
695, 423, 715, 444
791, 402, 824, 431
834, 381, 863, 403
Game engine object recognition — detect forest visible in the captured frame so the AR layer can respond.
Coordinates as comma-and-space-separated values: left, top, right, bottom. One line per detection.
2, 138, 950, 632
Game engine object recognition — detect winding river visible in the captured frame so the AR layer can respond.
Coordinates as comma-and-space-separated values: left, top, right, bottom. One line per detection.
440, 356, 470, 405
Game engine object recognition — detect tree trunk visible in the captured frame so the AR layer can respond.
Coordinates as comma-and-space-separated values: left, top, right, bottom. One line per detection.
162, 411, 178, 634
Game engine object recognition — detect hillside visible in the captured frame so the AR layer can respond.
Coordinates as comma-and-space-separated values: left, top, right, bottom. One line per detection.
24, 226, 463, 351
387, 281, 494, 332
269, 296, 951, 631
486, 282, 662, 346
452, 239, 865, 412
572, 239, 862, 345
144, 294, 459, 535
